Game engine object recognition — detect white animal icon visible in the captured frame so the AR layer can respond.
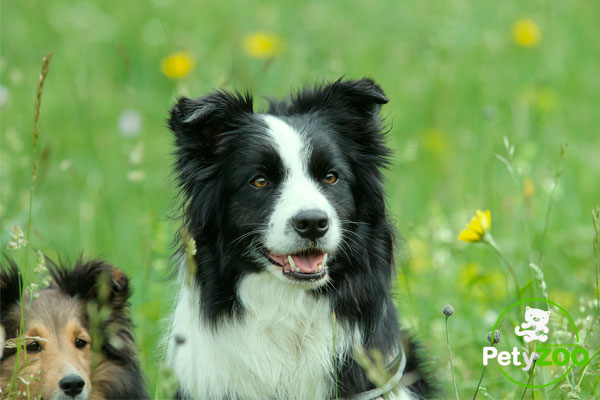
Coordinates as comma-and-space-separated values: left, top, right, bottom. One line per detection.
514, 306, 550, 343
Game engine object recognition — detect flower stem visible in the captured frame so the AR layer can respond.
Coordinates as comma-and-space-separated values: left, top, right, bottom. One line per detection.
445, 316, 459, 400
8, 51, 53, 400
487, 235, 522, 302
472, 364, 487, 400
592, 208, 600, 317
519, 364, 536, 400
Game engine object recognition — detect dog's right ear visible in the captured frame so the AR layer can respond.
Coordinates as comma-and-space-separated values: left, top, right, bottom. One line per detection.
168, 90, 253, 156
1, 257, 23, 314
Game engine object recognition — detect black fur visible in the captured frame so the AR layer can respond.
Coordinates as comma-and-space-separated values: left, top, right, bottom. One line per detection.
169, 78, 436, 398
0, 257, 22, 319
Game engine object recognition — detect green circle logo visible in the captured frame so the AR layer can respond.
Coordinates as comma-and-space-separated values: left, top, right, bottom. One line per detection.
487, 298, 585, 388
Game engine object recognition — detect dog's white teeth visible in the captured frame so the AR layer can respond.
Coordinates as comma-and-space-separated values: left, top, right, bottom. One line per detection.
323, 253, 328, 266
317, 264, 323, 271
288, 255, 296, 269
295, 267, 301, 272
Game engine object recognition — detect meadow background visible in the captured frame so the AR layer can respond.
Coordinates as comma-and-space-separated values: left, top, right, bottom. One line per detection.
1, 0, 599, 398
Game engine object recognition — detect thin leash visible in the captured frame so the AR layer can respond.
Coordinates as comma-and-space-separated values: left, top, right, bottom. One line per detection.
344, 343, 408, 400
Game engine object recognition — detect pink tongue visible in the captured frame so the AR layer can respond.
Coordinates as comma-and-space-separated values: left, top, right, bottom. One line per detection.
291, 253, 324, 273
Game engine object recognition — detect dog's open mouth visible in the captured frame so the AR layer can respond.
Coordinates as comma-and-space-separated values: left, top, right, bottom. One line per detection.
263, 248, 328, 281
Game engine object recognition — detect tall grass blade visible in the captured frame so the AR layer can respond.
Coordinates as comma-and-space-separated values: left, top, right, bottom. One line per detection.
7, 50, 54, 400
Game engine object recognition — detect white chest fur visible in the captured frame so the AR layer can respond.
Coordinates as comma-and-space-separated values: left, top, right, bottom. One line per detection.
166, 272, 357, 399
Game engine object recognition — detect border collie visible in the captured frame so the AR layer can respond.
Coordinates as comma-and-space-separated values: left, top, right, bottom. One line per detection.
0, 258, 148, 399
166, 78, 435, 399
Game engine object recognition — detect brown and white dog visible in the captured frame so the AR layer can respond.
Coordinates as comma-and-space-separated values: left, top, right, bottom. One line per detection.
0, 258, 148, 399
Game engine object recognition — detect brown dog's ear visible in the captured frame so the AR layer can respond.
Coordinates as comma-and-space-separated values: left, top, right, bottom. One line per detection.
49, 259, 131, 309
106, 266, 130, 309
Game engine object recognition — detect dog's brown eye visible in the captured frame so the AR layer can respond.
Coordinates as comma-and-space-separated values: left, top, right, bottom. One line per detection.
26, 341, 42, 353
252, 176, 268, 188
75, 338, 88, 349
324, 172, 338, 185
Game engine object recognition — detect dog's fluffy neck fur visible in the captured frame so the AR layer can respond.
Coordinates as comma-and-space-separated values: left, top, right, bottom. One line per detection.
168, 269, 358, 399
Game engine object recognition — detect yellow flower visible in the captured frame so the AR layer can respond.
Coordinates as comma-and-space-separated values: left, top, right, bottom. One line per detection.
535, 87, 557, 110
243, 32, 285, 59
459, 262, 506, 301
522, 86, 558, 111
422, 129, 448, 155
161, 51, 194, 80
512, 19, 541, 48
523, 178, 535, 199
548, 289, 575, 309
458, 209, 492, 243
407, 237, 428, 273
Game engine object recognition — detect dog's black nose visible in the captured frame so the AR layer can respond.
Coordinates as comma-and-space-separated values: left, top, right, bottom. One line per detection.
292, 209, 329, 240
59, 374, 85, 397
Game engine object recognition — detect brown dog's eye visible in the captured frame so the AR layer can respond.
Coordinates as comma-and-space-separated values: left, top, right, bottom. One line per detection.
75, 338, 88, 349
26, 341, 42, 353
324, 172, 338, 185
252, 176, 268, 188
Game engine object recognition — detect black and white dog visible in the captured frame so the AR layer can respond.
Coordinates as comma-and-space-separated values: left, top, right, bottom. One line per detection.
166, 78, 435, 399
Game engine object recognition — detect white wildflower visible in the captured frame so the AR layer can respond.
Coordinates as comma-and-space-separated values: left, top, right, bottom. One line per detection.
118, 109, 142, 137
59, 159, 72, 170
34, 250, 47, 273
0, 84, 9, 107
127, 170, 146, 182
7, 225, 26, 250
528, 262, 548, 299
129, 142, 144, 164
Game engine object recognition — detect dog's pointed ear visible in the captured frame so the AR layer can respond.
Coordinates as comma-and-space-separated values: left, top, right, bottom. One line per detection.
1, 257, 23, 314
292, 78, 388, 116
168, 90, 253, 155
105, 266, 131, 309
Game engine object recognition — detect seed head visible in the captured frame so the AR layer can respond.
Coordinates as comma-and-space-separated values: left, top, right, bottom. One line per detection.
7, 225, 26, 250
487, 330, 501, 344
442, 304, 454, 317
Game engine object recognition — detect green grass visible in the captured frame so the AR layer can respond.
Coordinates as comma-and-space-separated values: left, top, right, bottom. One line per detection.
1, 0, 599, 398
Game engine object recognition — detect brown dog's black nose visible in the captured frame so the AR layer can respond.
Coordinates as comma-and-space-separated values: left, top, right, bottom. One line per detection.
292, 209, 329, 240
59, 374, 85, 397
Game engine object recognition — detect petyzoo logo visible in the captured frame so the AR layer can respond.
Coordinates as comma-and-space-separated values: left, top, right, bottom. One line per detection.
482, 298, 591, 388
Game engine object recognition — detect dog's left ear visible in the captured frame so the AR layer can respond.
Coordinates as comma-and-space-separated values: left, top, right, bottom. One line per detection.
50, 260, 131, 309
1, 257, 23, 314
99, 265, 131, 310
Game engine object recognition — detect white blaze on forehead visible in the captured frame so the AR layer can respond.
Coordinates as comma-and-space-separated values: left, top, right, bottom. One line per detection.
261, 115, 341, 253
261, 115, 306, 176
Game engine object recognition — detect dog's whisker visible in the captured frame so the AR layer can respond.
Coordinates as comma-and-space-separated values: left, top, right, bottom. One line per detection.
228, 229, 266, 248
